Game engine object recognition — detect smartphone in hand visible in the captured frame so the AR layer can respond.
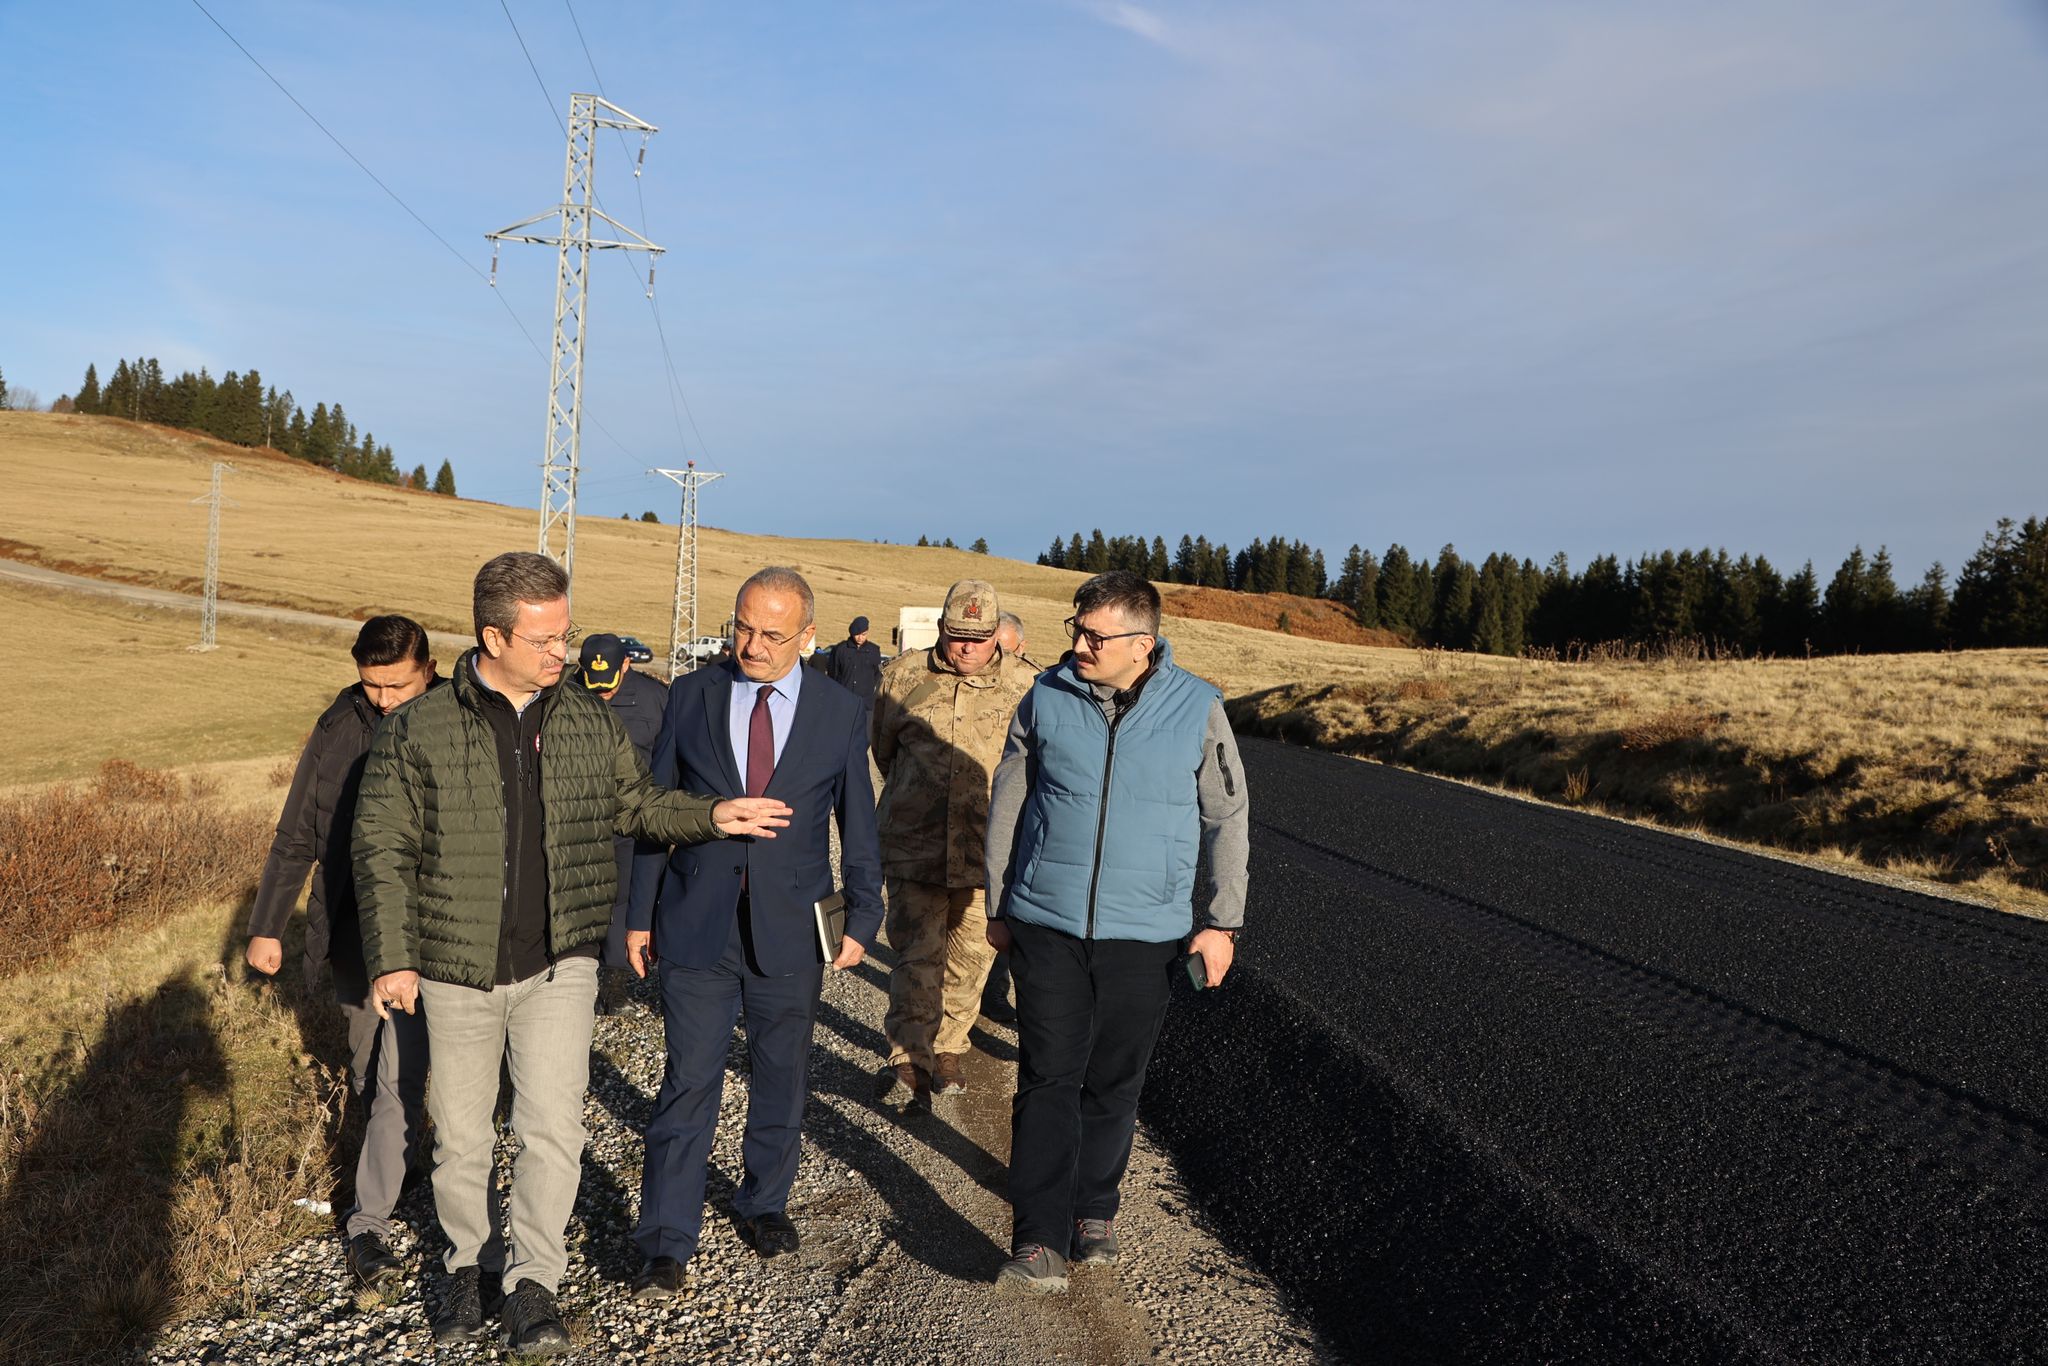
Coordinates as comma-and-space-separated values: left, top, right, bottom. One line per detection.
1182, 951, 1209, 991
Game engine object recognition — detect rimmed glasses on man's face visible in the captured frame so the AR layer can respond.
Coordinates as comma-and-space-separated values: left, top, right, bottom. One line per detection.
508, 624, 580, 654
1063, 615, 1151, 653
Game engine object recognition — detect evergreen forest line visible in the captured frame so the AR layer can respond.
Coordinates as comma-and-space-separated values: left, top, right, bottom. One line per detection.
63, 357, 456, 496
1036, 523, 2048, 656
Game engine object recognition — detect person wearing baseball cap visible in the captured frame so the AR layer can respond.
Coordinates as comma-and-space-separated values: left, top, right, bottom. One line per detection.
578, 633, 671, 1014
820, 615, 883, 704
869, 578, 1032, 1107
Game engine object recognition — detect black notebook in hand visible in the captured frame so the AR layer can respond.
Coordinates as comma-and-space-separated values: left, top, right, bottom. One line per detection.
813, 892, 847, 965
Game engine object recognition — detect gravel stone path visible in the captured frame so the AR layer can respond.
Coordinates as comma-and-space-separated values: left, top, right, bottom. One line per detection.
146, 944, 1325, 1364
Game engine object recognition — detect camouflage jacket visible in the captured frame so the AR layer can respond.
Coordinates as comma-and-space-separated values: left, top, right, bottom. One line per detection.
871, 646, 1034, 887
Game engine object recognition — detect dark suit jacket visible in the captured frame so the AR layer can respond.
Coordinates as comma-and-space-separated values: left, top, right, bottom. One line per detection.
627, 659, 884, 975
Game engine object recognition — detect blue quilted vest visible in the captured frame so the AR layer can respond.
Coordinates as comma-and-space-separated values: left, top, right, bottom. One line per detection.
1005, 638, 1217, 942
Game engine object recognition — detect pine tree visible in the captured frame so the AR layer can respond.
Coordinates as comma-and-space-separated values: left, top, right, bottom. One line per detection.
0, 366, 9, 410
410, 463, 429, 489
76, 363, 100, 414
642, 511, 660, 523
1042, 534, 1066, 568
433, 460, 457, 496
1084, 529, 1110, 574
971, 537, 990, 554
1067, 532, 1084, 568
1173, 535, 1197, 584
1903, 562, 1950, 650
1378, 544, 1416, 633
1205, 543, 1231, 589
141, 359, 165, 422
1432, 546, 1474, 647
1148, 536, 1169, 581
103, 359, 134, 417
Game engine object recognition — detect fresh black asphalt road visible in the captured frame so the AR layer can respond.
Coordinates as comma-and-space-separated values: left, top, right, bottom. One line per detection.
1144, 737, 2047, 1366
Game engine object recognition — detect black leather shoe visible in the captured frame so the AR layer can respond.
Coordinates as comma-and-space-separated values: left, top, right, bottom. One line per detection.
631, 1255, 688, 1303
500, 1279, 572, 1355
431, 1266, 488, 1345
345, 1231, 403, 1293
742, 1212, 800, 1259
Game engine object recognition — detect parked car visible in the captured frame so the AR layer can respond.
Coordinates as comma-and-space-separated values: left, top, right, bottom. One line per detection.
618, 635, 654, 663
684, 634, 729, 660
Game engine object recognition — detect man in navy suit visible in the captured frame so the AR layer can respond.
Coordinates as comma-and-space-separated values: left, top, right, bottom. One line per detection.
624, 566, 884, 1297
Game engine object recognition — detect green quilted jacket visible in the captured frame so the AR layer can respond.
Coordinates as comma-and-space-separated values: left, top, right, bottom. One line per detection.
352, 649, 723, 988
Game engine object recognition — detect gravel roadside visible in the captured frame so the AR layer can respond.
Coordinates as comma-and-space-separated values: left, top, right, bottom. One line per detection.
145, 942, 1325, 1364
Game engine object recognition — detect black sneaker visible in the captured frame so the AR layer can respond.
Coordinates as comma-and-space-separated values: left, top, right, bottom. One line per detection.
500, 1279, 572, 1355
345, 1231, 403, 1293
431, 1265, 491, 1345
995, 1243, 1069, 1295
1073, 1217, 1119, 1265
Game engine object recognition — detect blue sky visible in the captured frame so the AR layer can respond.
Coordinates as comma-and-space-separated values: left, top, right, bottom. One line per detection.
4, 1, 2045, 581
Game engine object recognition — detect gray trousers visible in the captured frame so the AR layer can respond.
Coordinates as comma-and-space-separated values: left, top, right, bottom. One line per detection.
338, 995, 430, 1241
417, 957, 598, 1294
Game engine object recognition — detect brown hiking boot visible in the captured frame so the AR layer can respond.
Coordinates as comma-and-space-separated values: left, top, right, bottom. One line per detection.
932, 1052, 968, 1096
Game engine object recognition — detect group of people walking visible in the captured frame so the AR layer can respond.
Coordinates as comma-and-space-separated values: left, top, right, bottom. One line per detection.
247, 550, 1250, 1352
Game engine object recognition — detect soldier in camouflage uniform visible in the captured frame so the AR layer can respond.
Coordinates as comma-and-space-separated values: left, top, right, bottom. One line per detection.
872, 579, 1035, 1104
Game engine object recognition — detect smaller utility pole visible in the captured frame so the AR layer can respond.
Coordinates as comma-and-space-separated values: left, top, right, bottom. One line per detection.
189, 461, 234, 651
652, 464, 723, 677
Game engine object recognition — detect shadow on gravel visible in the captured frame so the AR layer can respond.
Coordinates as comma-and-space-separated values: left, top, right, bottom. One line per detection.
0, 979, 228, 1365
809, 1007, 1009, 1200
1143, 969, 1767, 1366
966, 1023, 1017, 1062
803, 1048, 1007, 1277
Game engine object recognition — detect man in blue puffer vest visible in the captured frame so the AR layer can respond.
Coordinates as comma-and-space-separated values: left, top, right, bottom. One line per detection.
984, 570, 1250, 1294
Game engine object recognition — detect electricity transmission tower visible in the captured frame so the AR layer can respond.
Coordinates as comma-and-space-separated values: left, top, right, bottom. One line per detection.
189, 461, 234, 652
652, 465, 723, 677
487, 94, 664, 593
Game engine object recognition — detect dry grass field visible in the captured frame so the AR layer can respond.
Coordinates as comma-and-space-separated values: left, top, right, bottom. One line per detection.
1230, 645, 2048, 915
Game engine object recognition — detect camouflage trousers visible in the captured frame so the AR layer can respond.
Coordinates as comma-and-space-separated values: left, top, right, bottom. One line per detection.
882, 878, 997, 1070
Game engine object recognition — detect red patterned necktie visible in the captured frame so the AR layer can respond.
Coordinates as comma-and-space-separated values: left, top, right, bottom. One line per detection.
746, 683, 776, 797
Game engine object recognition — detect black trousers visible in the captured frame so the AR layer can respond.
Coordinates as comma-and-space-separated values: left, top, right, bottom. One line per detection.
1006, 918, 1182, 1252
636, 900, 823, 1263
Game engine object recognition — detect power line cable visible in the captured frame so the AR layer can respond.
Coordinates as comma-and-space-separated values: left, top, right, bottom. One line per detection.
187, 0, 645, 469
559, 0, 716, 465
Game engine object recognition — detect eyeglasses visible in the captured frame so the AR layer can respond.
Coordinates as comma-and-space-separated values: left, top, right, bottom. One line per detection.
506, 624, 580, 652
1064, 615, 1152, 652
733, 622, 803, 648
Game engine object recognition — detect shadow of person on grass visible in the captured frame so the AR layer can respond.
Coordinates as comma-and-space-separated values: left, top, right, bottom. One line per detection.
0, 979, 228, 1365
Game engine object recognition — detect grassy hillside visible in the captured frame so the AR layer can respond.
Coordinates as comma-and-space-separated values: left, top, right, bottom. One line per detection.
0, 411, 1396, 695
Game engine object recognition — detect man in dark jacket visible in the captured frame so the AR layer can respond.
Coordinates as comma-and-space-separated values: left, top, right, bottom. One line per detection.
576, 632, 670, 1013
622, 567, 884, 1299
824, 615, 883, 704
246, 615, 438, 1295
352, 552, 792, 1354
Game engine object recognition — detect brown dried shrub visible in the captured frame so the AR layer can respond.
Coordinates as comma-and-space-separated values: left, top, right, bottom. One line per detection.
0, 760, 270, 977
1620, 706, 1721, 752
1396, 677, 1452, 702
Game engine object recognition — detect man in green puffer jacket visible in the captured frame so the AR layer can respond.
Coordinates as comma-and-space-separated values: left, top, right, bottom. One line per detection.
352, 551, 792, 1354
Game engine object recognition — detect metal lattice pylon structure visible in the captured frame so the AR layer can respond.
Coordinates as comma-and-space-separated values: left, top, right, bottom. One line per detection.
487, 94, 664, 596
652, 465, 724, 677
188, 461, 234, 652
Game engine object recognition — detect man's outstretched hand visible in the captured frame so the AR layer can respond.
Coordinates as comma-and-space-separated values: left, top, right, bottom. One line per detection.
713, 797, 793, 838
